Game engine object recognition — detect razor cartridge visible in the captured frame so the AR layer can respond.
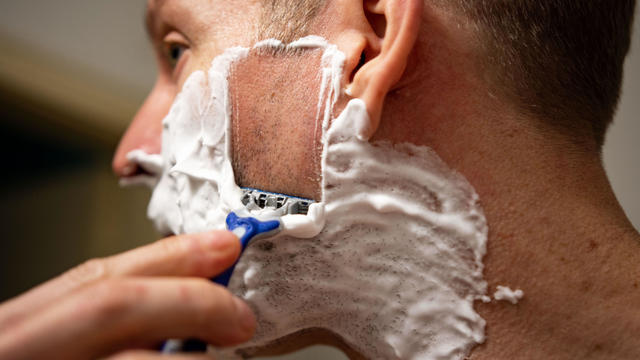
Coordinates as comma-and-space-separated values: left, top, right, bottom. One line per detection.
162, 188, 314, 353
241, 187, 314, 215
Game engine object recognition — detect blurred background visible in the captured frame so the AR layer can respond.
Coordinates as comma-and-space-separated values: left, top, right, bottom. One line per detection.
0, 1, 637, 359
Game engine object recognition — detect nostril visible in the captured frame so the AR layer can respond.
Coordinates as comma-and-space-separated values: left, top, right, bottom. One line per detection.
114, 148, 163, 178
113, 152, 137, 178
114, 161, 146, 179
120, 164, 137, 177
122, 163, 153, 178
116, 149, 164, 187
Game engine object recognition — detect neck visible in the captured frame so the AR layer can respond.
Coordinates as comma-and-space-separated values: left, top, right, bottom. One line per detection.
373, 7, 640, 354
378, 75, 640, 357
472, 121, 640, 359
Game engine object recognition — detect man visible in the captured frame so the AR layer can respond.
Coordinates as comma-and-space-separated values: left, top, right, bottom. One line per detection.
0, 0, 638, 359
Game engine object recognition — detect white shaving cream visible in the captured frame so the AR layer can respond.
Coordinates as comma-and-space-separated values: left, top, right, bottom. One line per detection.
126, 37, 490, 359
493, 286, 524, 305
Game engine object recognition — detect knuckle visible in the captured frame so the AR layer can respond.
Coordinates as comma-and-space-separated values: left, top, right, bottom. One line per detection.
84, 280, 138, 320
156, 235, 194, 268
157, 235, 185, 256
67, 258, 108, 285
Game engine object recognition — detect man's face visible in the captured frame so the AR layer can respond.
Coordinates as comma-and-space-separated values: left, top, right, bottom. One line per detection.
113, 0, 262, 179
111, 3, 492, 357
114, 0, 328, 199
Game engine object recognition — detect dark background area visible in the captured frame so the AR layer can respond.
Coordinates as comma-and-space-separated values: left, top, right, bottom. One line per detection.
0, 92, 154, 301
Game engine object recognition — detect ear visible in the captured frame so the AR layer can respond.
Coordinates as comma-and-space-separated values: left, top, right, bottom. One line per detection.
336, 0, 422, 140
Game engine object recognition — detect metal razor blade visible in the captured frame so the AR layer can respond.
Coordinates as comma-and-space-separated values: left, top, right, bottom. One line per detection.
240, 187, 314, 215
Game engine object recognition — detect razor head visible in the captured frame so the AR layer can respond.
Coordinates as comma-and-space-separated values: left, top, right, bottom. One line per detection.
241, 188, 314, 215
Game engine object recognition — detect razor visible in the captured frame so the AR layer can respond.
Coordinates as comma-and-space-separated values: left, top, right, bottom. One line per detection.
161, 188, 314, 353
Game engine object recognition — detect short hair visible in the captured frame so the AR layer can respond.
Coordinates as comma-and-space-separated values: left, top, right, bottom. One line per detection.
259, 0, 324, 43
260, 0, 637, 147
456, 1, 636, 147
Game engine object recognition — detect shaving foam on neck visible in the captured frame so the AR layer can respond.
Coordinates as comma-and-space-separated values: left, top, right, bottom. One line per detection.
129, 37, 489, 359
227, 99, 488, 360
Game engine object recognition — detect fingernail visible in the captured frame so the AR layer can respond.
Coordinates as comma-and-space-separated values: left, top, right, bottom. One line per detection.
233, 296, 256, 336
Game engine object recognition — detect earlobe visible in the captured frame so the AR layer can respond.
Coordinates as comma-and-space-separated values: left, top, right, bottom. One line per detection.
342, 0, 422, 140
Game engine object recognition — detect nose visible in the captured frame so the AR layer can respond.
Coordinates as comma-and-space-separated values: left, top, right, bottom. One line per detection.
112, 79, 175, 178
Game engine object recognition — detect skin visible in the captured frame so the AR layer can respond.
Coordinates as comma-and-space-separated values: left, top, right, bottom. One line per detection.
0, 231, 256, 360
229, 48, 327, 200
2, 0, 638, 359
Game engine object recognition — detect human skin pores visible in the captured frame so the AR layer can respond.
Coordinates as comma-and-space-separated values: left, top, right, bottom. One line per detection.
127, 38, 489, 359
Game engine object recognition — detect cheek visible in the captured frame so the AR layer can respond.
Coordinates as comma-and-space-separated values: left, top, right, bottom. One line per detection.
176, 57, 200, 89
228, 49, 327, 200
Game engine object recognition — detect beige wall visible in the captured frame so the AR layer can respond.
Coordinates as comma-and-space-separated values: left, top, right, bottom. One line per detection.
604, 8, 640, 231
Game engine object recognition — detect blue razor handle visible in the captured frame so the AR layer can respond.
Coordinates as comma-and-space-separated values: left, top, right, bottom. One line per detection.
213, 212, 281, 286
161, 212, 281, 353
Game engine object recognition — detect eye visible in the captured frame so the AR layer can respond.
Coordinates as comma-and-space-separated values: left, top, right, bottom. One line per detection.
162, 31, 190, 71
166, 43, 187, 68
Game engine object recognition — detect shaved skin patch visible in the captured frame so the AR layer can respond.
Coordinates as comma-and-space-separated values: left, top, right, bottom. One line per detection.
229, 47, 326, 200
125, 37, 502, 359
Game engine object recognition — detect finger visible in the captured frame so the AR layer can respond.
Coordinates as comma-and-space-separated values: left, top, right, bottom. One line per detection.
0, 277, 255, 360
0, 231, 240, 328
101, 230, 241, 278
108, 350, 215, 360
